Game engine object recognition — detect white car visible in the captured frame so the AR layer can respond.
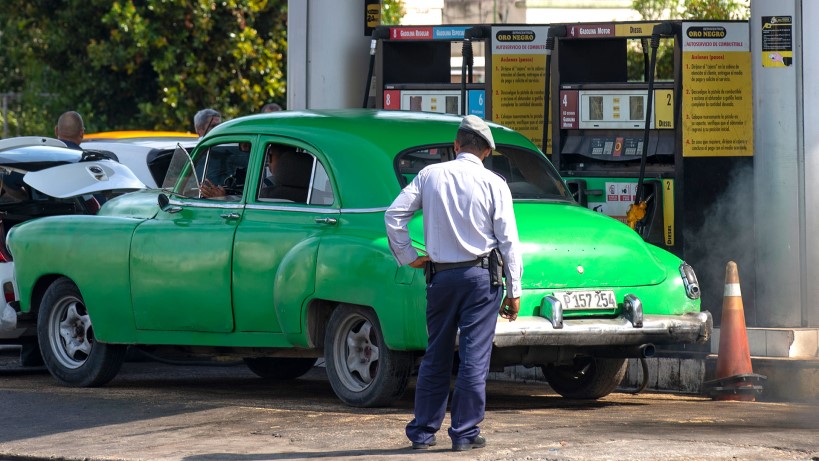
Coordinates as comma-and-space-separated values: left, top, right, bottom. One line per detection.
82, 131, 198, 188
0, 137, 144, 351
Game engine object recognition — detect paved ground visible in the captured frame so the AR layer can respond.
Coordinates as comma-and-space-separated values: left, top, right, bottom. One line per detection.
0, 348, 817, 461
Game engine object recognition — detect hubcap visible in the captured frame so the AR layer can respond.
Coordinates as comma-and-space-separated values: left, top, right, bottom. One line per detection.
335, 313, 380, 392
49, 297, 93, 369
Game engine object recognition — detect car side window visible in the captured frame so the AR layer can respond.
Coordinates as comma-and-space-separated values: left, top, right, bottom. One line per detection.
258, 143, 333, 205
309, 162, 334, 206
178, 142, 250, 201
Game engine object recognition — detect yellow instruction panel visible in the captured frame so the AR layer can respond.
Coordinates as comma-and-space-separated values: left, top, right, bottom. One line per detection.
681, 22, 753, 157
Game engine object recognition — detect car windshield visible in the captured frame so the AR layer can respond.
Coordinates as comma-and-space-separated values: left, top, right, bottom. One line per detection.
395, 144, 572, 201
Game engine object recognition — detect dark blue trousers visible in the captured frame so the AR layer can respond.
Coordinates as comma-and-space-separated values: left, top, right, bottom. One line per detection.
406, 266, 502, 446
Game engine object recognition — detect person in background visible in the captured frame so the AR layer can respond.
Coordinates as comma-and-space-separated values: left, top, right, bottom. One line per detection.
54, 111, 85, 150
261, 103, 283, 113
194, 108, 222, 138
385, 115, 522, 452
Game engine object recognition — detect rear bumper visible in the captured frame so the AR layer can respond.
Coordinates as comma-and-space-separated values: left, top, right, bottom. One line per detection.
493, 312, 712, 348
0, 261, 23, 339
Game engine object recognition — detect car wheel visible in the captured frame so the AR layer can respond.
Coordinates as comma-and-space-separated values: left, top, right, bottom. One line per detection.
37, 277, 126, 387
541, 357, 627, 399
243, 357, 317, 379
324, 304, 413, 407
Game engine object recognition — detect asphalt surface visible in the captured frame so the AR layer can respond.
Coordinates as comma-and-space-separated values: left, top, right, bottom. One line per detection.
0, 348, 817, 461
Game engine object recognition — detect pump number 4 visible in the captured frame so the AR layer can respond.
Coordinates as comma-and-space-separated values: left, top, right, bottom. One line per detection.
555, 290, 616, 310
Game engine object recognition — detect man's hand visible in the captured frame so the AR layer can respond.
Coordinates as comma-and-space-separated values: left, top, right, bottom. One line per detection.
200, 179, 225, 198
408, 255, 430, 269
499, 296, 520, 321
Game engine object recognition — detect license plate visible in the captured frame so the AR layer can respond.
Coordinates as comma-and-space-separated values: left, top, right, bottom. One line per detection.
554, 290, 617, 310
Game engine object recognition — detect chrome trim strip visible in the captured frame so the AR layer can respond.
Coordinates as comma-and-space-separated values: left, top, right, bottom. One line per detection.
342, 207, 389, 213
245, 204, 340, 213
491, 312, 712, 347
169, 202, 387, 214
168, 199, 244, 210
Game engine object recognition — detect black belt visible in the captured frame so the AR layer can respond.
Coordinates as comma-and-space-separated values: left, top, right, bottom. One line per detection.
432, 256, 489, 272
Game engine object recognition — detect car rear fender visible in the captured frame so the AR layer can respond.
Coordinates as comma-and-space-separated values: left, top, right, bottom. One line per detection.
7, 215, 144, 343
310, 232, 428, 351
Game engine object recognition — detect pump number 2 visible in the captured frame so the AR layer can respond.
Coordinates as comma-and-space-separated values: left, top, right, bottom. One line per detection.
554, 290, 616, 310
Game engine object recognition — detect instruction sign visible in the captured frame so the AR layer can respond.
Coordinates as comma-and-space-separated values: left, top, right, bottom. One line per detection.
681, 22, 753, 157
491, 26, 550, 151
760, 16, 793, 67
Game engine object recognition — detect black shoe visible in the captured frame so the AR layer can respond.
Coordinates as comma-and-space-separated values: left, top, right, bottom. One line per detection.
452, 435, 486, 451
411, 435, 437, 449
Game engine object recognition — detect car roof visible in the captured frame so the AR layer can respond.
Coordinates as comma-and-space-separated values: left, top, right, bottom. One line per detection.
205, 109, 525, 152
84, 131, 198, 141
202, 109, 538, 209
0, 145, 83, 171
81, 140, 197, 151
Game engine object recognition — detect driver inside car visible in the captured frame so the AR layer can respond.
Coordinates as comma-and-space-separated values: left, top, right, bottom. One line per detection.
198, 142, 251, 199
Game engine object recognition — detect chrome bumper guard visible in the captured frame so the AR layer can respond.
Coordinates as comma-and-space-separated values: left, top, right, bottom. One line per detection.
493, 311, 712, 348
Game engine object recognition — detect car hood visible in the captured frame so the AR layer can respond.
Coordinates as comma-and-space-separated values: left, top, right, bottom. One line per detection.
407, 201, 668, 289
23, 160, 146, 198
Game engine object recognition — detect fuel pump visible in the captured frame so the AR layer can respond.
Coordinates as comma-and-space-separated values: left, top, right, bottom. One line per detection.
551, 20, 753, 263
371, 23, 553, 148
371, 25, 487, 117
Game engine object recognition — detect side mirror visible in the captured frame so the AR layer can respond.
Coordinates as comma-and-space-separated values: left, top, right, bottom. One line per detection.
158, 193, 182, 214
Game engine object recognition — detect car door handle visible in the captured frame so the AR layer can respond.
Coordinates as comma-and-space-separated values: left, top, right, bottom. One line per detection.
314, 217, 338, 225
220, 212, 241, 220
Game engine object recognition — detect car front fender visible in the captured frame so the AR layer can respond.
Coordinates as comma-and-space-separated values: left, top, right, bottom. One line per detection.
8, 215, 144, 343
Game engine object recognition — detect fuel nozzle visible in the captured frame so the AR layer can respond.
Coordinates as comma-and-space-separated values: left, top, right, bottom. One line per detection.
362, 26, 391, 109
631, 22, 677, 232
545, 25, 566, 56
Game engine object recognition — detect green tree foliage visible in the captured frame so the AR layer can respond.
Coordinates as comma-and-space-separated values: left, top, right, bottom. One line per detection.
632, 0, 749, 21
682, 0, 749, 19
627, 0, 748, 81
0, 0, 287, 136
381, 0, 406, 26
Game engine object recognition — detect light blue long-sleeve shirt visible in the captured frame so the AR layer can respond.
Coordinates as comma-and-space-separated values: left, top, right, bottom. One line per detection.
385, 152, 523, 297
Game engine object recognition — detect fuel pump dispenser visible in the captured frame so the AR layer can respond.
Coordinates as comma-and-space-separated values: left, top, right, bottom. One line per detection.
369, 25, 487, 117
370, 24, 553, 149
551, 20, 753, 264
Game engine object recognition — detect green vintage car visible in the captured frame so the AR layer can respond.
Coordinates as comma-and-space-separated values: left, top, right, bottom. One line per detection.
7, 110, 709, 407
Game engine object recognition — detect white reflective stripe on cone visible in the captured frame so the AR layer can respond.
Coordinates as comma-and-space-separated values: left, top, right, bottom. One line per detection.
724, 283, 741, 297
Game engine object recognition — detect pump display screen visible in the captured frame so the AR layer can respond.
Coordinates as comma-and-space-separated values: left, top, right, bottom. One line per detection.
629, 96, 644, 120
589, 96, 604, 120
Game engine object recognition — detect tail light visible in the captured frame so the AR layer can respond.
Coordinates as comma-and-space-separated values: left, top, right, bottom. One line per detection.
84, 196, 101, 214
3, 281, 15, 303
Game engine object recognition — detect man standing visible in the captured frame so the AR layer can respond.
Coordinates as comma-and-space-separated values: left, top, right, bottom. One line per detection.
54, 111, 85, 150
385, 115, 522, 452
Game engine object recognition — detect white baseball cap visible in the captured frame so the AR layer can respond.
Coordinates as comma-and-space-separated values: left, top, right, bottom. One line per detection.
459, 115, 495, 150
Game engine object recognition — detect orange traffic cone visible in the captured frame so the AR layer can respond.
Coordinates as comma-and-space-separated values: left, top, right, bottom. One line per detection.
704, 261, 765, 401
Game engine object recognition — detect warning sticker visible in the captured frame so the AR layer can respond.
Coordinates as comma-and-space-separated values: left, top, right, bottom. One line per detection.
761, 16, 793, 67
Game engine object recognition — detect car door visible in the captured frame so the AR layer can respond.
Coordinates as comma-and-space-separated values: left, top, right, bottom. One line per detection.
231, 138, 339, 334
130, 139, 252, 332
